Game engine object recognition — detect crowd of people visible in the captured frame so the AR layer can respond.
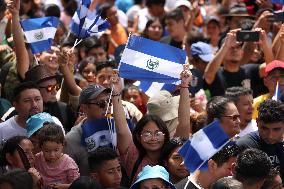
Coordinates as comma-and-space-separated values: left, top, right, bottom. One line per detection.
0, 0, 283, 189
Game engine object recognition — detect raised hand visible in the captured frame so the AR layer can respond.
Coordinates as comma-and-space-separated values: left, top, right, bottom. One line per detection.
180, 64, 192, 87
6, 0, 20, 15
110, 69, 123, 95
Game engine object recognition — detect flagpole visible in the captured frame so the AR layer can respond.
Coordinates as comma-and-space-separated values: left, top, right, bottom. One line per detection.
34, 55, 39, 65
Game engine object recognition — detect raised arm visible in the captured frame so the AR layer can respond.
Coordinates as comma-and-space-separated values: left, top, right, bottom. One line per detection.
7, 0, 30, 79
275, 25, 284, 62
111, 70, 132, 155
174, 64, 192, 139
257, 28, 274, 67
204, 29, 240, 84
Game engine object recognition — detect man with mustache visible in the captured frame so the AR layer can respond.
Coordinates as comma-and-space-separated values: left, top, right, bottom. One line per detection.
0, 81, 43, 141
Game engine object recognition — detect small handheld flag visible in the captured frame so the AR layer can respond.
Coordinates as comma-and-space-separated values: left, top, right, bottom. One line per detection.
119, 35, 187, 84
70, 0, 110, 39
20, 16, 59, 54
178, 120, 230, 173
272, 81, 281, 101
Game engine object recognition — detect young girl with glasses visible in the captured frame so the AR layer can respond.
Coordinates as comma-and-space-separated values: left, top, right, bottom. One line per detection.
111, 65, 192, 185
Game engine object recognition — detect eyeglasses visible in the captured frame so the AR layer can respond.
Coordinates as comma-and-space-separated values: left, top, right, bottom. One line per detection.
141, 131, 165, 142
222, 114, 240, 121
39, 84, 60, 92
88, 100, 111, 109
267, 74, 284, 82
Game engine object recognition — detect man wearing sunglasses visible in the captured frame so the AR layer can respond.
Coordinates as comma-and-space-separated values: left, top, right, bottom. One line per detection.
65, 72, 130, 176
24, 64, 76, 132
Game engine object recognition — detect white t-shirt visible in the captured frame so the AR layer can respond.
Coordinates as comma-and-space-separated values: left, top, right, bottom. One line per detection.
0, 116, 26, 142
239, 119, 258, 138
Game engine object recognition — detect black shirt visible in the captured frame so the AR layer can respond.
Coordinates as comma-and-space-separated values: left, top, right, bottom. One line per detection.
160, 36, 183, 49
236, 131, 284, 182
204, 64, 267, 97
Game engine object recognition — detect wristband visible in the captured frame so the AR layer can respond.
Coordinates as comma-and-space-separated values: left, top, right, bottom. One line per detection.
111, 93, 121, 97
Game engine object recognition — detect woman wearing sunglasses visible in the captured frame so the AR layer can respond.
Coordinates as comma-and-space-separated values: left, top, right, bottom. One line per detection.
113, 65, 192, 185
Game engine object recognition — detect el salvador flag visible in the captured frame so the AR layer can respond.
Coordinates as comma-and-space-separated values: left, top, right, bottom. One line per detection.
119, 35, 187, 84
20, 16, 59, 54
70, 0, 110, 39
272, 81, 281, 101
178, 120, 230, 173
134, 81, 176, 98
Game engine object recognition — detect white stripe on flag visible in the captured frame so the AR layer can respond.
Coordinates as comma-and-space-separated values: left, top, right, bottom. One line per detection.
121, 48, 183, 79
145, 82, 165, 97
190, 129, 217, 160
24, 27, 57, 43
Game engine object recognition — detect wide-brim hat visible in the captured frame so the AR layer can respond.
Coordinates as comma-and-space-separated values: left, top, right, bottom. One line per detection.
223, 5, 254, 17
130, 165, 176, 189
25, 64, 62, 84
147, 90, 179, 122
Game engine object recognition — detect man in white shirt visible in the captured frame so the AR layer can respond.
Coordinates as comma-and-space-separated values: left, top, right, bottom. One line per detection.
0, 82, 43, 141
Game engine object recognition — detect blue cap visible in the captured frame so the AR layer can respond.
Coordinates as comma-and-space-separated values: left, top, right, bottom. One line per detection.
130, 165, 176, 189
190, 42, 214, 62
26, 112, 54, 138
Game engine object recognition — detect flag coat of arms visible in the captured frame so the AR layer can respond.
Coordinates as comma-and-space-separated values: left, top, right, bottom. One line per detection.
20, 16, 59, 54
178, 120, 230, 173
119, 35, 187, 84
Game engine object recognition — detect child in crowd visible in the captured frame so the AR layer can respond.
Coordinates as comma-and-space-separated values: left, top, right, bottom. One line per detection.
34, 123, 79, 189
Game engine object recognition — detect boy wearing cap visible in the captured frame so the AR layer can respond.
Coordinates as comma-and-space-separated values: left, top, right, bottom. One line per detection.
252, 60, 284, 119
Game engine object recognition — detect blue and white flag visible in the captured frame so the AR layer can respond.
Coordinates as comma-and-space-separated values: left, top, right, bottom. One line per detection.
272, 81, 281, 101
178, 120, 230, 173
20, 16, 59, 54
119, 35, 187, 84
70, 0, 110, 39
271, 0, 284, 5
134, 81, 176, 97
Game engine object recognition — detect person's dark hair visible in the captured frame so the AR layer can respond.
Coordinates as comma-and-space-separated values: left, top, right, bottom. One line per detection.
260, 168, 281, 189
88, 147, 119, 172
158, 137, 187, 166
145, 0, 166, 7
211, 177, 243, 189
78, 57, 97, 75
69, 176, 103, 189
13, 81, 39, 102
225, 87, 253, 104
132, 114, 170, 157
185, 31, 206, 47
0, 169, 33, 189
211, 142, 240, 167
0, 136, 28, 166
258, 99, 284, 124
235, 148, 271, 184
38, 123, 65, 147
96, 60, 117, 73
99, 3, 113, 19
121, 85, 141, 99
63, 0, 78, 17
165, 8, 184, 22
44, 4, 60, 17
206, 96, 233, 124
86, 41, 107, 55
142, 19, 164, 39
0, 0, 6, 13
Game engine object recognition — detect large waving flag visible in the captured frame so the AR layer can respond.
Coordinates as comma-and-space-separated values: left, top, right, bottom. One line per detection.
70, 0, 110, 39
179, 120, 230, 173
20, 16, 59, 54
272, 81, 281, 101
119, 35, 187, 84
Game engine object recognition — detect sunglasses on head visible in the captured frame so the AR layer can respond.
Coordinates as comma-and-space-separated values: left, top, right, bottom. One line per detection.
39, 84, 60, 92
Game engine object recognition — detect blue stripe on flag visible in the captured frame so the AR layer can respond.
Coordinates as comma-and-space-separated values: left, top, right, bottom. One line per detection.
184, 144, 205, 172
29, 39, 54, 54
127, 35, 186, 63
120, 62, 180, 83
20, 16, 59, 31
203, 121, 230, 149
